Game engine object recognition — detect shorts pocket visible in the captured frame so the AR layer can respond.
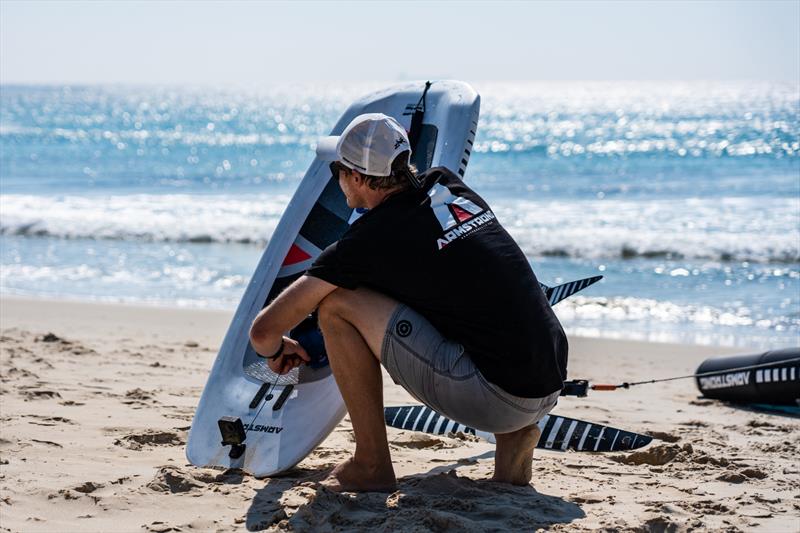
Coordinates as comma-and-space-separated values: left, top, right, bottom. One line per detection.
446, 345, 476, 380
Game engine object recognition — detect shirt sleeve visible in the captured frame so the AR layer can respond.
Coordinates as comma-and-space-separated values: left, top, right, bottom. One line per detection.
306, 237, 370, 290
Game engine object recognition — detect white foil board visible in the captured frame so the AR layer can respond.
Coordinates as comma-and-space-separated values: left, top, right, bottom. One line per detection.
187, 81, 481, 477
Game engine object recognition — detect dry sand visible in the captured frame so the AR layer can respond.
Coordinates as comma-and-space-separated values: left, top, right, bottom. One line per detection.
0, 296, 798, 532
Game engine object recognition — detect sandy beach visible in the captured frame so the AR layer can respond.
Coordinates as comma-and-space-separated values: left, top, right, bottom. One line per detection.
0, 296, 798, 532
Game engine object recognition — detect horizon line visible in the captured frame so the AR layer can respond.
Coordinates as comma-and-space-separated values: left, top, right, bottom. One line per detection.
2, 78, 798, 86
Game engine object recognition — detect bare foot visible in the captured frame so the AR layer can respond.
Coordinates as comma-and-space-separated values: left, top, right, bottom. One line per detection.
491, 424, 542, 485
320, 457, 397, 493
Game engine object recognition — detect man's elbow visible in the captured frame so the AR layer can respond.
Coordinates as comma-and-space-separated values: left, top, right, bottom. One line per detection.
249, 317, 276, 355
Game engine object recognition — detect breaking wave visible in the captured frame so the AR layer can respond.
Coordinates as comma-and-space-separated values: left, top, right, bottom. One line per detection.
499, 196, 800, 264
2, 194, 798, 263
0, 193, 288, 245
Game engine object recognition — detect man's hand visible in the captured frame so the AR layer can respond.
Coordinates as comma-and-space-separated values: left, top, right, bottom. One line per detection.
249, 275, 338, 363
267, 337, 311, 375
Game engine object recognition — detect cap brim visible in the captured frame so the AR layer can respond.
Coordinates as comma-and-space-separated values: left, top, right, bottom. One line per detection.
315, 136, 340, 161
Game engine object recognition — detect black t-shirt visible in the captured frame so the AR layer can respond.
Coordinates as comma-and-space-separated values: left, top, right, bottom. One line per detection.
307, 167, 567, 398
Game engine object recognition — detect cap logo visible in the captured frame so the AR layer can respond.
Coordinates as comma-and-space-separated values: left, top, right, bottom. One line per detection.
394, 137, 407, 149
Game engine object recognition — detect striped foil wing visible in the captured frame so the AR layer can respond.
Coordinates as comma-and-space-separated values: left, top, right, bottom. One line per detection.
539, 276, 603, 307
536, 413, 652, 451
384, 405, 476, 437
384, 405, 651, 452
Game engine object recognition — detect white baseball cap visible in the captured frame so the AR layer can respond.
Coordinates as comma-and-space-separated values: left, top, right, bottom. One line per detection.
316, 113, 411, 177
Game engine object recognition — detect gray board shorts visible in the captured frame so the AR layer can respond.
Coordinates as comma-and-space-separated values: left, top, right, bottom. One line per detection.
381, 304, 560, 435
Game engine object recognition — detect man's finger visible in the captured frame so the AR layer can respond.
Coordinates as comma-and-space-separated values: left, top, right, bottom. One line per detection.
290, 342, 311, 362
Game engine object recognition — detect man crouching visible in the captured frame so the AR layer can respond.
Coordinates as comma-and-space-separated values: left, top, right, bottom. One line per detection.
250, 113, 567, 492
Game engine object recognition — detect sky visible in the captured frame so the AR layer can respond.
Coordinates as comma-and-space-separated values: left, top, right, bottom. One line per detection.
1, 0, 798, 84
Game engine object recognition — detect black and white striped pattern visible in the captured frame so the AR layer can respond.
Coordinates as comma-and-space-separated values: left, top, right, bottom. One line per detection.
457, 118, 478, 177
755, 364, 798, 384
384, 405, 652, 452
539, 275, 603, 307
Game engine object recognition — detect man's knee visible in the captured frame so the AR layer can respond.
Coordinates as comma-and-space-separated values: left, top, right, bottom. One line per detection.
317, 288, 357, 328
317, 287, 400, 358
317, 287, 390, 329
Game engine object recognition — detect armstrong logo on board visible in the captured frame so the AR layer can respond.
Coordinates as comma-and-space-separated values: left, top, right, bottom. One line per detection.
427, 183, 496, 250
698, 372, 751, 390
243, 424, 284, 433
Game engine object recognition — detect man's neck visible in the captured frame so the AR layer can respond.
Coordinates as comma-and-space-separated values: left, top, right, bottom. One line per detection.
364, 186, 406, 209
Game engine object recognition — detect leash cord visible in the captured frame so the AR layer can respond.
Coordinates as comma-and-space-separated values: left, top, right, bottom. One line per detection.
590, 356, 800, 391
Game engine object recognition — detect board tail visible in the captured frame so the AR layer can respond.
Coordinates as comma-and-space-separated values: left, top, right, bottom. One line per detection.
384, 405, 652, 452
539, 275, 603, 307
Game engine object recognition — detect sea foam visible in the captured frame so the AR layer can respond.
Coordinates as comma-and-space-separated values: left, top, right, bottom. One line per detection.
3, 193, 796, 263
0, 193, 288, 244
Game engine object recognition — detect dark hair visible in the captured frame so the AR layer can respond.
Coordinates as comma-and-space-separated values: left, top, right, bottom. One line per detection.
362, 151, 418, 191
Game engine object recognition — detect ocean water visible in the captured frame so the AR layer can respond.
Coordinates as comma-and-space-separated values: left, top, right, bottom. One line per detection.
1, 82, 798, 350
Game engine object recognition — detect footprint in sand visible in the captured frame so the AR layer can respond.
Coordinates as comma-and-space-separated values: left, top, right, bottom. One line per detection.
692, 453, 730, 467
73, 481, 104, 494
47, 489, 81, 501
22, 415, 74, 426
391, 433, 464, 450
122, 388, 156, 401
715, 468, 767, 483
37, 332, 63, 343
739, 468, 768, 480
33, 332, 97, 356
0, 367, 40, 381
747, 419, 793, 433
648, 431, 680, 443
113, 430, 185, 451
20, 389, 62, 400
285, 471, 582, 532
120, 388, 161, 408
611, 443, 683, 466
143, 521, 185, 533
310, 447, 348, 460
678, 420, 709, 428
145, 465, 242, 494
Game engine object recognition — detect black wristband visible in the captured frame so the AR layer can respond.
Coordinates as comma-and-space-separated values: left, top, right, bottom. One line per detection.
264, 338, 285, 360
